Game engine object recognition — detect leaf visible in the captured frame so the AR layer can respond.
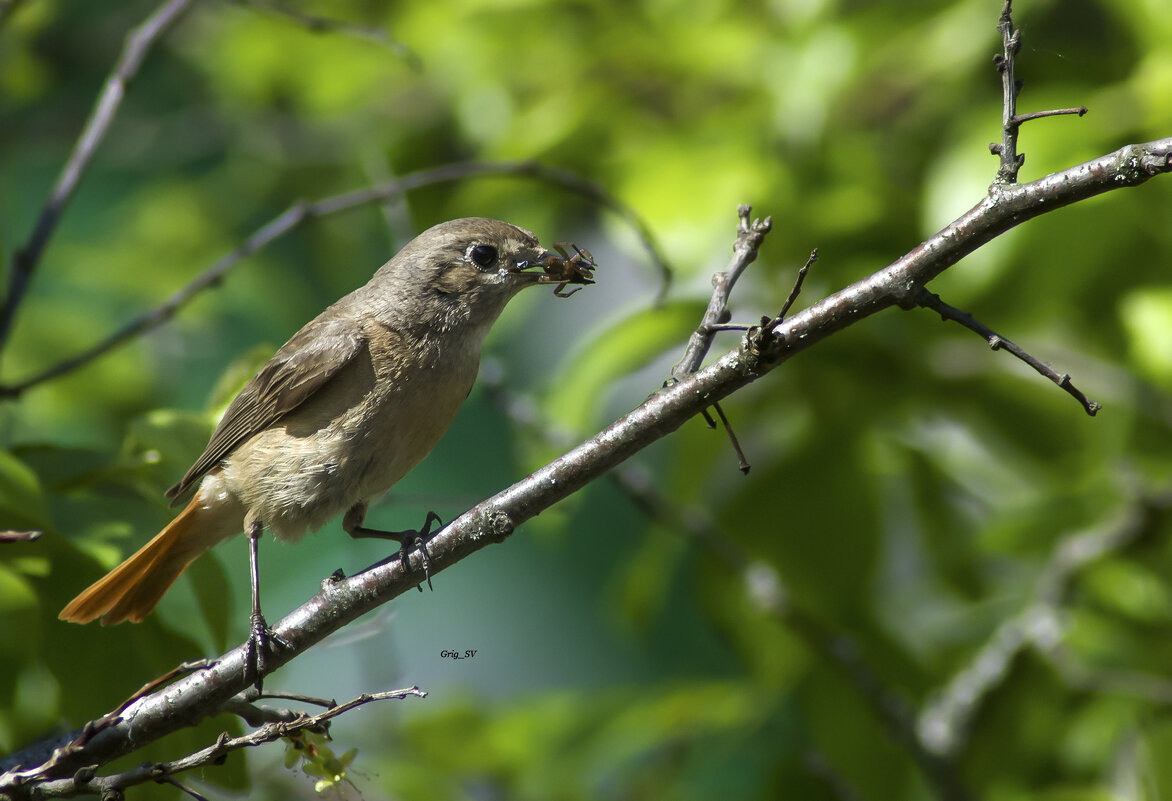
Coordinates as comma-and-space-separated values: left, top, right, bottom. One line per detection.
0, 562, 38, 613
541, 299, 705, 434
0, 449, 50, 532
1120, 287, 1172, 390
1081, 559, 1172, 623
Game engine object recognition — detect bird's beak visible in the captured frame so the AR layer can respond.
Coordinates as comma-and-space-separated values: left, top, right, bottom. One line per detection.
509, 251, 553, 285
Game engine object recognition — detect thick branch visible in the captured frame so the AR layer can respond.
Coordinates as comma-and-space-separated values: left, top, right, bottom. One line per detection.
4, 137, 1166, 788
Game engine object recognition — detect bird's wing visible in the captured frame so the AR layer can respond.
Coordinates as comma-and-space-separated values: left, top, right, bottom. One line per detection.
165, 316, 367, 504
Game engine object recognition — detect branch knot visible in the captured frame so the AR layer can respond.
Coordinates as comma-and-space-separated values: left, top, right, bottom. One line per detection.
485, 510, 514, 543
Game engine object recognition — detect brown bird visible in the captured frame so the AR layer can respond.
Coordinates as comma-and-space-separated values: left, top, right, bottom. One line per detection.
60, 218, 592, 677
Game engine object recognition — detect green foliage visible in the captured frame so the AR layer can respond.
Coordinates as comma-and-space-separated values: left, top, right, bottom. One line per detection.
1, 0, 1171, 799
283, 730, 360, 796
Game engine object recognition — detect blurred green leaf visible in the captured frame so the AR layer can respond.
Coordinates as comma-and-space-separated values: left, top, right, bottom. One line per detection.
543, 300, 704, 434
0, 449, 49, 531
1120, 286, 1172, 390
1082, 559, 1172, 623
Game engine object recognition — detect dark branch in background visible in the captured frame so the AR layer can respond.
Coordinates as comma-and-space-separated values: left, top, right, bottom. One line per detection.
990, 0, 1087, 184
918, 494, 1172, 758
803, 751, 870, 801
0, 0, 27, 28
911, 287, 1101, 415
0, 160, 669, 398
17, 688, 425, 799
0, 0, 199, 354
0, 529, 41, 543
224, 0, 421, 70
361, 154, 419, 248
0, 0, 429, 357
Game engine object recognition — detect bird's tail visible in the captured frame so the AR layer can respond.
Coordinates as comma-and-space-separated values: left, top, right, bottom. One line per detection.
60, 494, 234, 625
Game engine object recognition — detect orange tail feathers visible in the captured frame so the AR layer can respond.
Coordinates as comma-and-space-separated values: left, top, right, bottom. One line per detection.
60, 494, 229, 625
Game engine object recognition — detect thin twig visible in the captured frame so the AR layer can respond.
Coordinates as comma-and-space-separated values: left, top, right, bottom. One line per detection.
989, 1, 1087, 184
18, 688, 426, 799
217, 696, 312, 728
710, 401, 750, 474
667, 205, 773, 473
0, 0, 199, 354
0, 529, 41, 543
1013, 107, 1087, 124
224, 0, 421, 69
991, 1, 1023, 183
2, 658, 218, 787
250, 689, 337, 709
671, 204, 772, 380
0, 160, 669, 397
766, 248, 818, 334
912, 286, 1100, 416
160, 775, 210, 801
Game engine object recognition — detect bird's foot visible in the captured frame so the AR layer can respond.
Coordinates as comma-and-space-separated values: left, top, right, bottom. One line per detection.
397, 524, 435, 592
347, 510, 442, 592
245, 612, 291, 692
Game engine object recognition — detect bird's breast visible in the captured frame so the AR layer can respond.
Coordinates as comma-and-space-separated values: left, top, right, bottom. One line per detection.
220, 325, 482, 541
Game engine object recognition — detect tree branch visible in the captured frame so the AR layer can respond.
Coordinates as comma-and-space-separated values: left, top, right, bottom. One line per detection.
0, 160, 669, 398
911, 286, 1100, 415
4, 136, 1168, 790
223, 0, 421, 69
990, 0, 1088, 184
670, 204, 772, 380
0, 0, 199, 354
14, 688, 425, 798
917, 495, 1172, 758
0, 529, 41, 543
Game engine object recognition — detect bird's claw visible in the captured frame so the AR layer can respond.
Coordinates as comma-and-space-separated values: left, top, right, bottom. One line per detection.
246, 612, 290, 692
399, 530, 434, 592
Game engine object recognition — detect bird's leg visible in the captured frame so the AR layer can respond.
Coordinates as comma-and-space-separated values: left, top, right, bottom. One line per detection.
244, 518, 290, 691
343, 503, 440, 591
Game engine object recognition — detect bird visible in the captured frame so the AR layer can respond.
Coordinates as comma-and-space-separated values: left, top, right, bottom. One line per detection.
60, 217, 593, 680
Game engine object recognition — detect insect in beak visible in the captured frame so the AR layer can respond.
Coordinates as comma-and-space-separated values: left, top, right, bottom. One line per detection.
538, 242, 597, 297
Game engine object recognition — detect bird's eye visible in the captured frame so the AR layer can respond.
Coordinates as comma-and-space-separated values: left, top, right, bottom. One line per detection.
469, 244, 498, 268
